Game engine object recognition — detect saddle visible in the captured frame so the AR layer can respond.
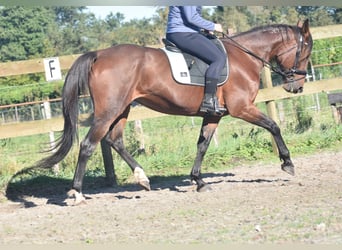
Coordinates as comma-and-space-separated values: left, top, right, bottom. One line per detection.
161, 36, 229, 87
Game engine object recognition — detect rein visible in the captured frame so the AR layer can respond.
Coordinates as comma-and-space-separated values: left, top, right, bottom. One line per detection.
220, 30, 307, 80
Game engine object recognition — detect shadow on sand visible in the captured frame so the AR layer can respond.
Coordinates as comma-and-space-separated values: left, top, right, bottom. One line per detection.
5, 169, 289, 208
5, 171, 236, 208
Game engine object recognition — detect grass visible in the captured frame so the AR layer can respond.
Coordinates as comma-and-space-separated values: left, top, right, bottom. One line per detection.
1, 93, 341, 194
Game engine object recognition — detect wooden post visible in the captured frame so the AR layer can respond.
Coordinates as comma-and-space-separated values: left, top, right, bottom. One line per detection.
100, 139, 117, 186
261, 67, 279, 154
327, 93, 342, 124
338, 107, 342, 123
277, 101, 285, 126
213, 128, 219, 147
30, 106, 35, 121
134, 120, 145, 153
15, 106, 19, 122
43, 100, 60, 174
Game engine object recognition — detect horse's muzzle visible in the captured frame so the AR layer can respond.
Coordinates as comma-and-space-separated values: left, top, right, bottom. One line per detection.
282, 83, 303, 94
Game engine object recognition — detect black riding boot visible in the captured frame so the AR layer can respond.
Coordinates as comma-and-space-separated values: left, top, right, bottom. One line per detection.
200, 78, 227, 116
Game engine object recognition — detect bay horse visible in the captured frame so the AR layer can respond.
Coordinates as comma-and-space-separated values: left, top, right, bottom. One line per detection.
34, 20, 312, 204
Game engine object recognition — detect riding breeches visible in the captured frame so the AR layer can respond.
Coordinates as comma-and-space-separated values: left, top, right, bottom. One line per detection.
166, 32, 226, 81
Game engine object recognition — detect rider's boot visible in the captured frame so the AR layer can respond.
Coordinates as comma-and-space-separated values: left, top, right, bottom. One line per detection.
200, 78, 227, 116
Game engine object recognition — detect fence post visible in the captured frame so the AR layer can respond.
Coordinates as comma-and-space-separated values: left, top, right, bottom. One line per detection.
134, 120, 145, 153
261, 67, 279, 155
42, 100, 60, 174
327, 93, 342, 124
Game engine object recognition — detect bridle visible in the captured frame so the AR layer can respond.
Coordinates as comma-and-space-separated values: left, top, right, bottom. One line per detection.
221, 27, 308, 84
274, 33, 308, 80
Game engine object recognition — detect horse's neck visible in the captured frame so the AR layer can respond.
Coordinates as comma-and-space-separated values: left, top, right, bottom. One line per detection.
236, 29, 291, 61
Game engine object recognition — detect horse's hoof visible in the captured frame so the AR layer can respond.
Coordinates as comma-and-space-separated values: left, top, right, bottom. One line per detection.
281, 163, 295, 176
139, 181, 151, 191
197, 184, 212, 192
67, 189, 87, 205
134, 167, 150, 191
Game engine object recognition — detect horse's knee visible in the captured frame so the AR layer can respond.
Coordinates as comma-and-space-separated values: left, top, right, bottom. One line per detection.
80, 140, 97, 157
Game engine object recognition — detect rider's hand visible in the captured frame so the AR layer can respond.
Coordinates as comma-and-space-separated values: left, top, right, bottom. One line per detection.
214, 23, 223, 33
227, 28, 235, 35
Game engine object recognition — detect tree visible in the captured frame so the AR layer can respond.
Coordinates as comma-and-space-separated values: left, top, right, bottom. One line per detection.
296, 6, 336, 26
0, 6, 56, 61
50, 7, 106, 55
110, 18, 158, 46
152, 7, 169, 45
53, 6, 87, 25
105, 12, 125, 30
212, 6, 250, 33
335, 8, 342, 23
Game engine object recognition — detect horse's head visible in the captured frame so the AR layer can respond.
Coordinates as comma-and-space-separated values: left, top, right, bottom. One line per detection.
275, 19, 313, 94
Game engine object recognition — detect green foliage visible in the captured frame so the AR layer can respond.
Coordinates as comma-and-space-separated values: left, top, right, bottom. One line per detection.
311, 37, 342, 64
110, 18, 160, 46
232, 128, 273, 160
310, 36, 342, 79
296, 6, 338, 26
0, 80, 63, 104
0, 6, 110, 61
293, 97, 313, 134
0, 6, 56, 61
125, 121, 145, 156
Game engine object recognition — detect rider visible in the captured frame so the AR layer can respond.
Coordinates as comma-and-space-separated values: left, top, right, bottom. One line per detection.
166, 6, 227, 116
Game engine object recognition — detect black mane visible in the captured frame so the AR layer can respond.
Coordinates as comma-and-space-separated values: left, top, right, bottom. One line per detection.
229, 23, 297, 41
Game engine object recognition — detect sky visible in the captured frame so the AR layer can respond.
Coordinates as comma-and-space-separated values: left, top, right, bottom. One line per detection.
86, 6, 217, 21
86, 6, 158, 21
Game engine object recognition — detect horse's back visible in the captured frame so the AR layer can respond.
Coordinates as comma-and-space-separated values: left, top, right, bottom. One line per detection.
96, 44, 160, 60
92, 44, 167, 76
89, 44, 172, 104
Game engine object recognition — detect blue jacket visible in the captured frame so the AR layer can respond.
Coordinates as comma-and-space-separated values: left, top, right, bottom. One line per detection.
166, 6, 215, 34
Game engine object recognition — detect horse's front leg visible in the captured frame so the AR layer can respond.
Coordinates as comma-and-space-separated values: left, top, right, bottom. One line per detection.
261, 114, 295, 176
232, 105, 294, 176
190, 117, 221, 192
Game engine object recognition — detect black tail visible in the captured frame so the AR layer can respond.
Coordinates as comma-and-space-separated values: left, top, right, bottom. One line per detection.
29, 51, 97, 171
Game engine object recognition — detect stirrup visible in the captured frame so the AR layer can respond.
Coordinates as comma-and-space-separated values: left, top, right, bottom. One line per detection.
200, 96, 226, 116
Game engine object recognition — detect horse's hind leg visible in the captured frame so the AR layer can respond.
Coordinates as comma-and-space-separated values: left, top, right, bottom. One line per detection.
190, 117, 220, 192
69, 120, 112, 204
104, 108, 150, 191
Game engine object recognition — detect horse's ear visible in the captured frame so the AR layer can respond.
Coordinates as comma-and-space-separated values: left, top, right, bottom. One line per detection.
298, 19, 310, 35
297, 20, 303, 28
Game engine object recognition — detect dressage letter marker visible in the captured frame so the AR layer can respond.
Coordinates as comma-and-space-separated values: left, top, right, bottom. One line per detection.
43, 57, 62, 81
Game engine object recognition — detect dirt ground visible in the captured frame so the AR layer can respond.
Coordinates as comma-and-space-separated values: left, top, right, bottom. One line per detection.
0, 149, 341, 244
